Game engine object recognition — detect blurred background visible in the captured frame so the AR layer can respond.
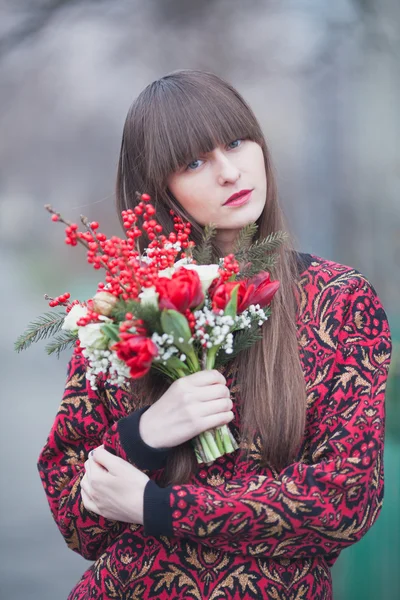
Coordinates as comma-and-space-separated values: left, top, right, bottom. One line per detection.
1, 0, 399, 598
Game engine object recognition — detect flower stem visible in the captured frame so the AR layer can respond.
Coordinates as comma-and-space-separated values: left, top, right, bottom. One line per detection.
192, 436, 208, 463
205, 346, 218, 370
200, 432, 215, 462
227, 427, 239, 450
203, 431, 222, 460
186, 350, 200, 372
219, 424, 237, 453
193, 425, 239, 465
214, 427, 225, 454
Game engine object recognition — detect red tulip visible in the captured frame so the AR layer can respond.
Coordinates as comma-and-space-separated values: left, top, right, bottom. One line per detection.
112, 335, 158, 379
240, 271, 280, 310
209, 271, 280, 314
154, 268, 204, 312
210, 280, 247, 313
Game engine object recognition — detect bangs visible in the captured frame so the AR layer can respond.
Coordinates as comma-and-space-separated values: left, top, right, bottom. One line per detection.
140, 75, 263, 186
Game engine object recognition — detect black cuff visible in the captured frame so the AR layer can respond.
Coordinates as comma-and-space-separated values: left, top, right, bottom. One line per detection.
117, 406, 172, 471
143, 479, 173, 537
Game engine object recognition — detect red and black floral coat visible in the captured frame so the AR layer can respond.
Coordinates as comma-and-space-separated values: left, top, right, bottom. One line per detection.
37, 253, 392, 600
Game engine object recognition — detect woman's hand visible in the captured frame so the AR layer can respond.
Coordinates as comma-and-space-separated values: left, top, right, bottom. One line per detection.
139, 369, 234, 449
80, 445, 149, 524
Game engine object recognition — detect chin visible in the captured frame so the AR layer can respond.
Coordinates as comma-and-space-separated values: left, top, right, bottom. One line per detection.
236, 201, 265, 226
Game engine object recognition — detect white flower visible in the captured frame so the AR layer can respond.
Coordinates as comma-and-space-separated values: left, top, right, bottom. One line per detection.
181, 263, 220, 294
158, 257, 190, 279
81, 348, 131, 390
62, 304, 88, 333
174, 257, 190, 267
158, 267, 174, 278
138, 286, 159, 308
78, 321, 110, 350
157, 258, 220, 295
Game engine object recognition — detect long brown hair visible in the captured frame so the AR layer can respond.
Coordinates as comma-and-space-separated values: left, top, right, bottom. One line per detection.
115, 69, 306, 484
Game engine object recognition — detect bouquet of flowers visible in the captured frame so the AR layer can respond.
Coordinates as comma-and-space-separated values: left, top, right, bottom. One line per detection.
15, 193, 285, 464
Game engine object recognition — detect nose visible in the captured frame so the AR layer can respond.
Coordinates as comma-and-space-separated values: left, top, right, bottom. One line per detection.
215, 152, 241, 186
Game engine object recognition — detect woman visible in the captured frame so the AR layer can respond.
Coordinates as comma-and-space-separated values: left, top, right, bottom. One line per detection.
38, 70, 392, 599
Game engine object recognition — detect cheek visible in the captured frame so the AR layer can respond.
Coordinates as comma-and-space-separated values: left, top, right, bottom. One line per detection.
167, 177, 192, 210
251, 146, 267, 187
168, 178, 215, 223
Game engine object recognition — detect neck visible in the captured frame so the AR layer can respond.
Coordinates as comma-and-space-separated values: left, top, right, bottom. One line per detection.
215, 228, 239, 257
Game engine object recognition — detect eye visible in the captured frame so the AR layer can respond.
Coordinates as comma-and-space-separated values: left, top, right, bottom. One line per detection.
186, 158, 204, 171
227, 139, 242, 149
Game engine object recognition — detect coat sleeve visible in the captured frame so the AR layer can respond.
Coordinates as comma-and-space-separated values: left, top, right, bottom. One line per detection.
37, 352, 171, 560
143, 277, 392, 559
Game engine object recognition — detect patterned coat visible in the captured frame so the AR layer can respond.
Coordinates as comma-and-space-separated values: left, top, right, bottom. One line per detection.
37, 253, 392, 600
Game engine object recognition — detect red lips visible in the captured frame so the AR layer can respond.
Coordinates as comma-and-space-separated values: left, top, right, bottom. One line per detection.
223, 189, 253, 205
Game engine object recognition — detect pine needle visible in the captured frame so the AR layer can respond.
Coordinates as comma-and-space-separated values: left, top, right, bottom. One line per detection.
192, 223, 217, 265
45, 332, 77, 358
247, 231, 288, 257
233, 223, 258, 258
238, 255, 278, 279
236, 231, 288, 279
111, 299, 163, 333
14, 311, 66, 353
111, 299, 142, 322
136, 304, 163, 333
216, 324, 264, 366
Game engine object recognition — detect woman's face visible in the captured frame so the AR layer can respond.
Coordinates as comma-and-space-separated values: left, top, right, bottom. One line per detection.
166, 139, 267, 253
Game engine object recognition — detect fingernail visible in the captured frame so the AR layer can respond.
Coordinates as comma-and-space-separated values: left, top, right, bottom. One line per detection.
89, 450, 94, 457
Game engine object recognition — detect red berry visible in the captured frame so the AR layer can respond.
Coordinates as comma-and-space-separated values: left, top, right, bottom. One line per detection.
51, 214, 59, 222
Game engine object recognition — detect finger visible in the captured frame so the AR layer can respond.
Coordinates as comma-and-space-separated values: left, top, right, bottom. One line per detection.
84, 455, 105, 488
80, 473, 93, 499
185, 369, 226, 387
89, 444, 104, 459
91, 446, 122, 474
89, 445, 108, 470
81, 487, 99, 514
198, 384, 230, 402
199, 397, 233, 416
90, 455, 109, 474
84, 458, 91, 479
201, 410, 235, 431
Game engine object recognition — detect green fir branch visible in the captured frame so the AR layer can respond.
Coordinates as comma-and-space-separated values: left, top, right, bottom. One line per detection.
216, 324, 264, 366
111, 299, 141, 322
246, 231, 288, 258
238, 254, 278, 279
192, 223, 217, 265
233, 222, 258, 258
110, 299, 140, 322
111, 299, 163, 333
236, 231, 288, 279
136, 304, 163, 332
45, 332, 77, 358
14, 311, 66, 353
